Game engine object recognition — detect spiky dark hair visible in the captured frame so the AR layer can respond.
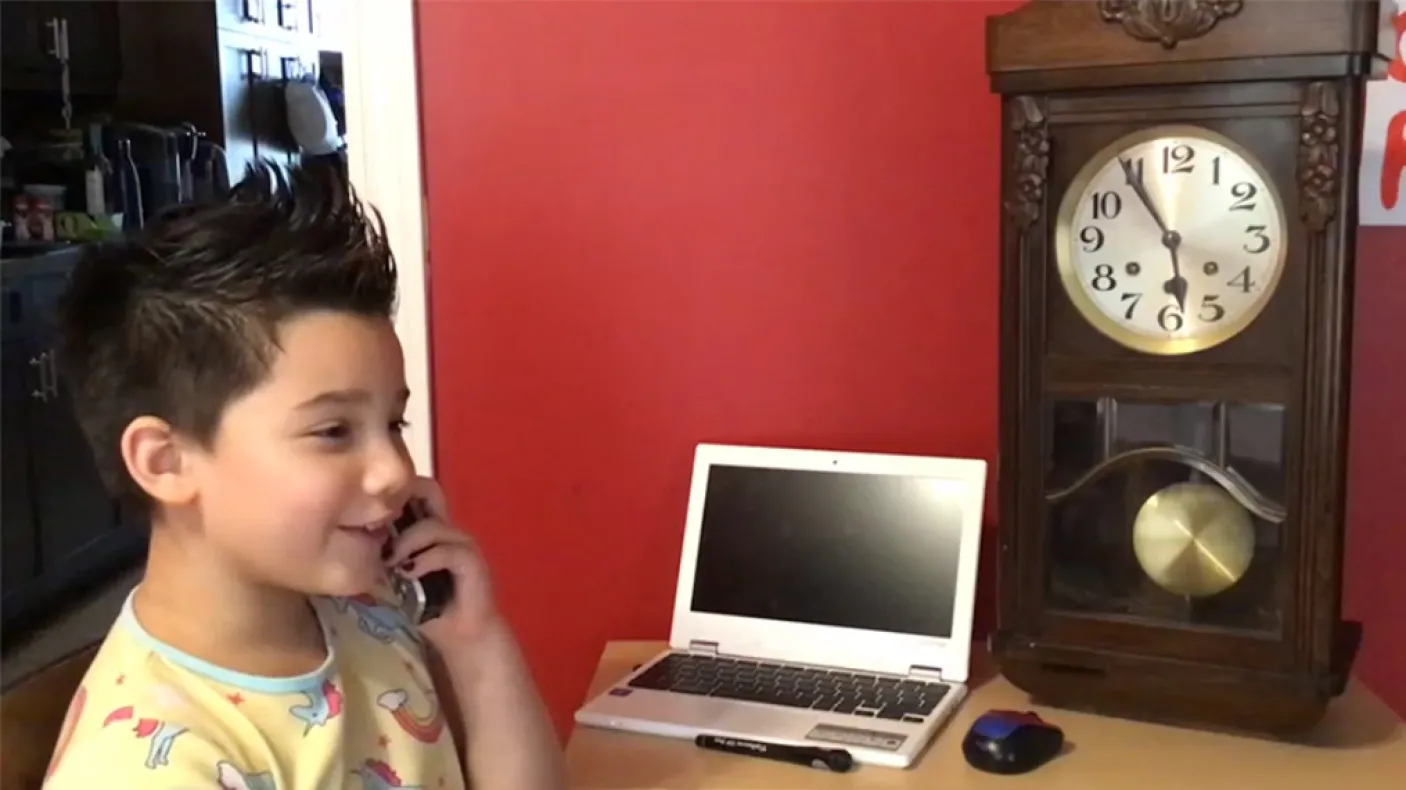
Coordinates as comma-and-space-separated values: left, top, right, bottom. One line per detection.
56, 160, 399, 518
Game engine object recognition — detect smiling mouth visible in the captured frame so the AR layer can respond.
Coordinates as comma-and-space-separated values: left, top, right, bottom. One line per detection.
339, 518, 392, 543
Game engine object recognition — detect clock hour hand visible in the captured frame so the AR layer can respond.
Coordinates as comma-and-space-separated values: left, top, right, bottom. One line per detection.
1118, 157, 1187, 314
1163, 255, 1188, 314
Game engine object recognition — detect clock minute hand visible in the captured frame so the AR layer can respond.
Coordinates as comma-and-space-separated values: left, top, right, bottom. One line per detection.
1117, 157, 1187, 313
1118, 157, 1172, 237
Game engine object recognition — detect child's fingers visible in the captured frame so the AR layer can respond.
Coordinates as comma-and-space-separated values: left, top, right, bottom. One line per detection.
410, 476, 451, 521
397, 543, 464, 578
385, 517, 467, 566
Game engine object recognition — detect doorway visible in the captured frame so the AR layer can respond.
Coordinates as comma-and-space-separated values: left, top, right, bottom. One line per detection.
344, 0, 434, 473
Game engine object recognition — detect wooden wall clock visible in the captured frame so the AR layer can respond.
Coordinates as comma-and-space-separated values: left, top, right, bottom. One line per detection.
986, 0, 1378, 735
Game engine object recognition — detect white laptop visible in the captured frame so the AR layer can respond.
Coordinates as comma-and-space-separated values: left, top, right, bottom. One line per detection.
574, 442, 987, 769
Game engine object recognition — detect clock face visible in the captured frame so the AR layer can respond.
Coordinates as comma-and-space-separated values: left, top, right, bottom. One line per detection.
1054, 126, 1288, 355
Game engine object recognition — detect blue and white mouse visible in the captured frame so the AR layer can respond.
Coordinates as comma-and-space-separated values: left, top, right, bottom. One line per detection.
962, 709, 1065, 775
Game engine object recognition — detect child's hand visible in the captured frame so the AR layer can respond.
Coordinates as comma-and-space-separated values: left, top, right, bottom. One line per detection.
385, 476, 501, 646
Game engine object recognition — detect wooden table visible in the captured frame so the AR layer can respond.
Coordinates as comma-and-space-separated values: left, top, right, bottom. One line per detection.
1, 644, 97, 789
565, 641, 1406, 789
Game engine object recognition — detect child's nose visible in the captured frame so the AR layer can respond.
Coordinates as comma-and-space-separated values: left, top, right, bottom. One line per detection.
364, 441, 414, 499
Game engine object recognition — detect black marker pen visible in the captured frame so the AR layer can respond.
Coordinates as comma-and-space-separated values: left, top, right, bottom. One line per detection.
694, 734, 855, 773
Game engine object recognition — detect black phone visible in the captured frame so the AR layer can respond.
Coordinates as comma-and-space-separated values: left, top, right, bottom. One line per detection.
390, 498, 455, 625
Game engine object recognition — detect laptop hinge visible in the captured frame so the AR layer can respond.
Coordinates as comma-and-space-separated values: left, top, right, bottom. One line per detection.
687, 640, 720, 656
907, 664, 946, 682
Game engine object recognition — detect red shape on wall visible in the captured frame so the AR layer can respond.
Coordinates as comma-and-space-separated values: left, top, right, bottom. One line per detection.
1385, 108, 1406, 210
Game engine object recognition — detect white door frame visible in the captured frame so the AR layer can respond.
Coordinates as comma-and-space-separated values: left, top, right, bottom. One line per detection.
342, 0, 435, 475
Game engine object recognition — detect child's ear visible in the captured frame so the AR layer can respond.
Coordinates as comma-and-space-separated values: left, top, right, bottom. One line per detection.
119, 416, 199, 507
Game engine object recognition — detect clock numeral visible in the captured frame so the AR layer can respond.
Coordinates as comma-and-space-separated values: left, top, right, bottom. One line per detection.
1080, 226, 1106, 253
1162, 143, 1194, 175
1212, 155, 1221, 185
1091, 191, 1122, 220
1120, 292, 1142, 319
1157, 303, 1184, 332
1228, 182, 1257, 211
1091, 263, 1116, 292
1199, 294, 1226, 323
1229, 266, 1257, 293
1243, 225, 1271, 254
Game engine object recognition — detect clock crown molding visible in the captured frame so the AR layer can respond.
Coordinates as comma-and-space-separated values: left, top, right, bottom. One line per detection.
987, 0, 1382, 93
1097, 0, 1244, 50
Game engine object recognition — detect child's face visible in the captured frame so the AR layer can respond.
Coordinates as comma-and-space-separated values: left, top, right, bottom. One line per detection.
188, 310, 415, 597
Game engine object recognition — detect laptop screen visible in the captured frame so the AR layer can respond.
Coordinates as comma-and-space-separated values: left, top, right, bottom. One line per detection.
689, 464, 968, 639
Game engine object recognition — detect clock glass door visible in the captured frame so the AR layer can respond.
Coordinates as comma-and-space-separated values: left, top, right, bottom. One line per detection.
1044, 397, 1287, 638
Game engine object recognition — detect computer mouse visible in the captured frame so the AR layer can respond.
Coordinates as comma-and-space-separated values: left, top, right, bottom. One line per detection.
961, 709, 1064, 775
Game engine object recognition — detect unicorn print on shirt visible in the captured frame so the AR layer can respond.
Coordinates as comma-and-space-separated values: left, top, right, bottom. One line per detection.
289, 679, 344, 734
334, 594, 421, 650
352, 759, 423, 790
41, 587, 466, 789
377, 687, 445, 744
101, 705, 188, 769
377, 650, 445, 743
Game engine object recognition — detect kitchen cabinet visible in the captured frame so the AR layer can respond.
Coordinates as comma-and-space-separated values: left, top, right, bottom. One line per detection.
0, 1, 121, 96
0, 249, 146, 643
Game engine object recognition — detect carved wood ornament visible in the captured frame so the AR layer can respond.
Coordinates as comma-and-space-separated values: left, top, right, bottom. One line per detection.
1297, 82, 1341, 233
1098, 0, 1244, 49
1004, 96, 1050, 230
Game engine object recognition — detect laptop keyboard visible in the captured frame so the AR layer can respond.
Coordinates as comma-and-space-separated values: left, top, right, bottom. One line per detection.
626, 652, 950, 723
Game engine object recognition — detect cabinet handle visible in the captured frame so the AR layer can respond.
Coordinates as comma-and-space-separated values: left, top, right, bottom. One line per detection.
240, 48, 270, 86
241, 48, 267, 80
29, 352, 50, 402
281, 56, 302, 80
45, 17, 70, 61
277, 0, 298, 32
43, 349, 60, 400
241, 49, 270, 160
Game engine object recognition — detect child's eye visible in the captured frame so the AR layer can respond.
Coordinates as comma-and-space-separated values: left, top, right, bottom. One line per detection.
390, 419, 410, 434
311, 423, 352, 441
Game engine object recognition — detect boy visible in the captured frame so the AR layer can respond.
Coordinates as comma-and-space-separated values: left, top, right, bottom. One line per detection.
41, 163, 564, 789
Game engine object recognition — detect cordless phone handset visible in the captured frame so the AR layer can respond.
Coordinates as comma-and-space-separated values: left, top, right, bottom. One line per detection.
390, 498, 455, 625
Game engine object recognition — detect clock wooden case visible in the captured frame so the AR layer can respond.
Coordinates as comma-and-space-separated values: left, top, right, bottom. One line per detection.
986, 0, 1377, 735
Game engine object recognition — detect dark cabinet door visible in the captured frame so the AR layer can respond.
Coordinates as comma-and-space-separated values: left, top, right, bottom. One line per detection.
28, 362, 123, 566
60, 1, 121, 93
0, 2, 54, 83
25, 271, 123, 567
2, 255, 145, 640
0, 1, 119, 95
1, 281, 39, 601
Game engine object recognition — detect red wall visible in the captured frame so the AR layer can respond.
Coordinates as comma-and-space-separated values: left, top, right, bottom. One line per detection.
415, 0, 1405, 735
1345, 224, 1406, 718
